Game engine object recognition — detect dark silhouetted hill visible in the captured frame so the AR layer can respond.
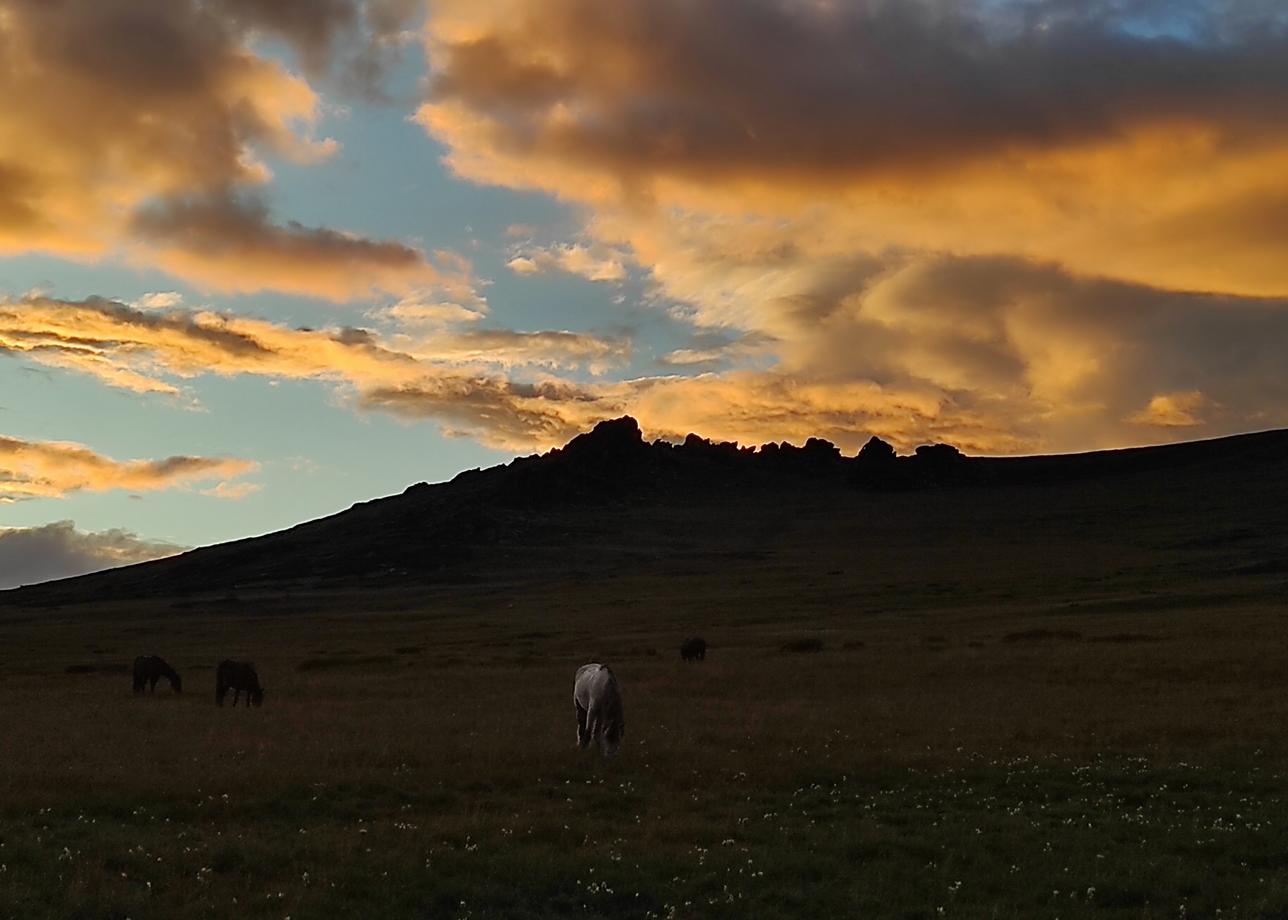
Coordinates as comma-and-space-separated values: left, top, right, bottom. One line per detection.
5, 418, 1288, 606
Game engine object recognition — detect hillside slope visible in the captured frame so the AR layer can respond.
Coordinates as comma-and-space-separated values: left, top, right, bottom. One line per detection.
4, 418, 1287, 608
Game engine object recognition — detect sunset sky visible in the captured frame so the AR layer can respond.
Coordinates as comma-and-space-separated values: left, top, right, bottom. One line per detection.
4, 0, 1288, 586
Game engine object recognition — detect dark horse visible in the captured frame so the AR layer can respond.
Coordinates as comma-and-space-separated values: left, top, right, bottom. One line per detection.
133, 655, 182, 694
216, 660, 264, 707
680, 637, 707, 661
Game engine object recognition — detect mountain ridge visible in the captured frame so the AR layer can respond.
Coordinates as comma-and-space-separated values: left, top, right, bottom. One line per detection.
5, 417, 1287, 605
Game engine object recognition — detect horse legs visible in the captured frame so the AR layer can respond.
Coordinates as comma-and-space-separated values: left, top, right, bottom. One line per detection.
232, 687, 241, 707
149, 675, 158, 693
576, 701, 590, 749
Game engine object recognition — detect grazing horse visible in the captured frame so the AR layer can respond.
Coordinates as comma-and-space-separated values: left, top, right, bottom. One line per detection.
133, 655, 182, 694
216, 660, 264, 707
680, 637, 707, 661
574, 663, 624, 757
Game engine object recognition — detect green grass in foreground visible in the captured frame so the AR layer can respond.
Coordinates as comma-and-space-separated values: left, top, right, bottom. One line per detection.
7, 752, 1288, 918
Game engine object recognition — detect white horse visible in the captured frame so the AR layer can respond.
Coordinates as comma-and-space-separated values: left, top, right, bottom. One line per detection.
574, 663, 625, 757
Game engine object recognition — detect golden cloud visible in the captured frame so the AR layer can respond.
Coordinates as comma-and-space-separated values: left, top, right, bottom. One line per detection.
0, 0, 436, 299
0, 295, 632, 448
401, 0, 1288, 453
0, 434, 256, 502
419, 0, 1288, 297
406, 329, 631, 374
0, 293, 991, 452
1129, 391, 1210, 429
12, 265, 1288, 456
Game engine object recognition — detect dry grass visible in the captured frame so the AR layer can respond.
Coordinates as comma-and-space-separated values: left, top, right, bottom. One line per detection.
3, 574, 1288, 918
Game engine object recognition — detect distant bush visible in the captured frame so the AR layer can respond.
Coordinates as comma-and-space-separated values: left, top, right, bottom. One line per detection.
1088, 633, 1162, 644
394, 646, 424, 655
780, 637, 824, 653
842, 640, 866, 650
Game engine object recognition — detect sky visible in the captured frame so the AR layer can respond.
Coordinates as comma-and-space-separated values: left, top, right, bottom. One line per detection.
4, 0, 1288, 587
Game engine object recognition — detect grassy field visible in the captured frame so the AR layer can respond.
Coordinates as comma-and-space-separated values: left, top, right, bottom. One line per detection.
5, 571, 1288, 918
4, 463, 1288, 918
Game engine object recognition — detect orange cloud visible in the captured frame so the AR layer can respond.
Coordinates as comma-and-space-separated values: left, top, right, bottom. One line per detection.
1129, 392, 1210, 429
418, 0, 1288, 298
12, 268, 1288, 455
0, 295, 627, 392
0, 0, 436, 299
405, 329, 630, 374
0, 295, 633, 448
0, 293, 980, 452
402, 1, 1288, 454
0, 435, 255, 502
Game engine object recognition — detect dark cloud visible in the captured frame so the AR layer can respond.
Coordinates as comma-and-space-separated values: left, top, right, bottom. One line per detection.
360, 376, 608, 447
210, 0, 420, 93
132, 195, 436, 299
0, 521, 186, 590
425, 0, 1288, 184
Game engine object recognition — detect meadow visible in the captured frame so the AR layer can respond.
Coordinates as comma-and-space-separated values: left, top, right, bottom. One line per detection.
5, 578, 1288, 917
4, 454, 1288, 918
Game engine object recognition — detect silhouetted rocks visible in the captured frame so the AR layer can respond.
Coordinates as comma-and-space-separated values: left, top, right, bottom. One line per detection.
563, 417, 650, 465
678, 433, 748, 464
852, 435, 903, 487
857, 436, 896, 464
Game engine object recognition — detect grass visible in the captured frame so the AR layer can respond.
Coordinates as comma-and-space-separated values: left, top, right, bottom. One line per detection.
5, 578, 1288, 919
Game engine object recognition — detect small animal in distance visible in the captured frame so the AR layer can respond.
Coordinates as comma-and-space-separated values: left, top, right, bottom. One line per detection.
680, 637, 707, 661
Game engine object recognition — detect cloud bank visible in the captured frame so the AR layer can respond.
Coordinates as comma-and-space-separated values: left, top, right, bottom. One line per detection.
408, 0, 1288, 452
9, 0, 1288, 460
10, 266, 1288, 454
0, 521, 186, 590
